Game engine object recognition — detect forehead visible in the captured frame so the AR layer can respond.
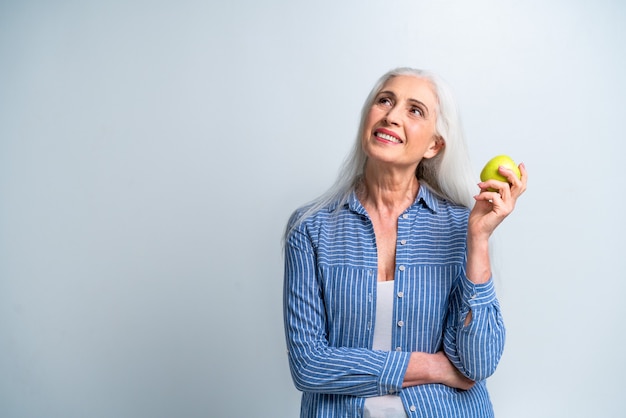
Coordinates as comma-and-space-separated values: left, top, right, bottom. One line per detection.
379, 75, 438, 105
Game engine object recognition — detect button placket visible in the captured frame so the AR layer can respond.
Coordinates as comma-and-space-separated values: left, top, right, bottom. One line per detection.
395, 214, 409, 354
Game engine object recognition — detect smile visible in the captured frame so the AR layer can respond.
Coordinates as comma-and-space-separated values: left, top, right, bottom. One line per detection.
375, 131, 402, 144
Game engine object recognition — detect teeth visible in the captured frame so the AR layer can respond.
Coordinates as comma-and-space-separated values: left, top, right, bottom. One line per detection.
376, 132, 401, 143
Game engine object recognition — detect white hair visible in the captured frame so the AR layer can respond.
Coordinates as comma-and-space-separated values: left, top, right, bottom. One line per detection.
285, 67, 476, 238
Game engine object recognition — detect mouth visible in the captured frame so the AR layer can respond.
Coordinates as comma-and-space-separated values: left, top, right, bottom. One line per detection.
374, 129, 403, 144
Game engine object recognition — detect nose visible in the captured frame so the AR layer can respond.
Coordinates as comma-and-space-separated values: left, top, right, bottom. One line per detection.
383, 105, 401, 126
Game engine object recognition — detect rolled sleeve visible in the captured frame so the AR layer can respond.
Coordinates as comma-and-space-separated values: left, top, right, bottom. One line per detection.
444, 276, 506, 381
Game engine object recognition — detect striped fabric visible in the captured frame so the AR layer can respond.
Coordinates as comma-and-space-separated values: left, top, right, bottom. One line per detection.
283, 185, 505, 417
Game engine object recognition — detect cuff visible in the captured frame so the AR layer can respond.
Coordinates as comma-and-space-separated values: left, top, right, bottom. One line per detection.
460, 276, 497, 308
378, 350, 411, 395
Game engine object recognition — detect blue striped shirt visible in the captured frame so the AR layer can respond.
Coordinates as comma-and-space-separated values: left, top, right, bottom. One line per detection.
283, 185, 505, 417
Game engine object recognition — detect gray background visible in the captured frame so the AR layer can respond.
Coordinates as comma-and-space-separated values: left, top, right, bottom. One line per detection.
1, 0, 624, 417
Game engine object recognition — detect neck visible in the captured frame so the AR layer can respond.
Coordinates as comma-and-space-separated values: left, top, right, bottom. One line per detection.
358, 163, 419, 215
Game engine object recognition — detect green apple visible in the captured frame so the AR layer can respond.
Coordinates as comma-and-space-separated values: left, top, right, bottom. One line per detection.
480, 155, 521, 187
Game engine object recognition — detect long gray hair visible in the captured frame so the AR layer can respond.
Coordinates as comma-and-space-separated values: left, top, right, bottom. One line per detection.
285, 67, 476, 238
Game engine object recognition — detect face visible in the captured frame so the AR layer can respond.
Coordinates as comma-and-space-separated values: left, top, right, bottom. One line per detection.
362, 75, 442, 170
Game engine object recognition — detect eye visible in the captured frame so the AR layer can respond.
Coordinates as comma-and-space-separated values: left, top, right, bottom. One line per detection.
377, 96, 393, 106
410, 106, 424, 117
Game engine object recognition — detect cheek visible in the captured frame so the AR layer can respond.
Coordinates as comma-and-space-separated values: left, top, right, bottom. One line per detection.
362, 111, 378, 139
363, 110, 377, 130
407, 123, 434, 142
364, 105, 388, 129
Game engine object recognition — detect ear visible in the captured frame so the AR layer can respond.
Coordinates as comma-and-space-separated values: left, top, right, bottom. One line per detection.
424, 135, 445, 159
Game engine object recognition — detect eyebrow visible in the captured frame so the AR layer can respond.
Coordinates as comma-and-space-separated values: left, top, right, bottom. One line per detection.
377, 90, 430, 117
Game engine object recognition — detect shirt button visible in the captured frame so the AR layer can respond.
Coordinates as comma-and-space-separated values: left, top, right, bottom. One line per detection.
400, 239, 407, 245
397, 291, 404, 298
398, 265, 405, 271
395, 347, 402, 352
397, 320, 404, 327
402, 214, 409, 219
409, 405, 416, 412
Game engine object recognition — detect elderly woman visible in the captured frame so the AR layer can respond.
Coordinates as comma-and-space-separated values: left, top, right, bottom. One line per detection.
283, 67, 527, 418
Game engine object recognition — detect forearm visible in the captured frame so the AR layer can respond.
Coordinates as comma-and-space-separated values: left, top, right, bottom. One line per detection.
465, 232, 491, 284
402, 352, 474, 390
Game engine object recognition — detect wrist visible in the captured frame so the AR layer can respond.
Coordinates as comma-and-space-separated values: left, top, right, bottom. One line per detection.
467, 229, 489, 248
402, 352, 431, 387
466, 235, 491, 284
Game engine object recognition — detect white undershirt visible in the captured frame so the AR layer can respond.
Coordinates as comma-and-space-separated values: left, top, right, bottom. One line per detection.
363, 281, 408, 418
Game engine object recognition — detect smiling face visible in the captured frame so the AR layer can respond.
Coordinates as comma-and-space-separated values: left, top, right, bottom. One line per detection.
362, 75, 443, 171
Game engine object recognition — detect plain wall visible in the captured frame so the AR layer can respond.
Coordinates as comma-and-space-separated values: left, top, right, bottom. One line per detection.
1, 0, 625, 417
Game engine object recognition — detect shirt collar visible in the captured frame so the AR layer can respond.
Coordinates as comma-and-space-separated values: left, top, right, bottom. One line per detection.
346, 191, 368, 216
339, 182, 440, 215
416, 184, 440, 214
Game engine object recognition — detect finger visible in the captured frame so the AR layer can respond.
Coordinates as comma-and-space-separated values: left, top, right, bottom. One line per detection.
497, 165, 521, 187
475, 189, 503, 204
519, 162, 527, 179
477, 180, 507, 197
517, 162, 528, 193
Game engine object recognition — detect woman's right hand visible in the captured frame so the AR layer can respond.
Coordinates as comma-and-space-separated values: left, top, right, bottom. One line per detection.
402, 351, 475, 390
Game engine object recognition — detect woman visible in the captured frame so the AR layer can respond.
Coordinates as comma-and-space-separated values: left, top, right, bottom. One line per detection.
283, 67, 527, 417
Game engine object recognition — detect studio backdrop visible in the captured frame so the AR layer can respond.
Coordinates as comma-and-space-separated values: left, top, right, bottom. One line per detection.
1, 1, 624, 417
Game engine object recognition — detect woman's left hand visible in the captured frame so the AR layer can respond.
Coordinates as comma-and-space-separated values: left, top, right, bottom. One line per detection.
469, 163, 528, 239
